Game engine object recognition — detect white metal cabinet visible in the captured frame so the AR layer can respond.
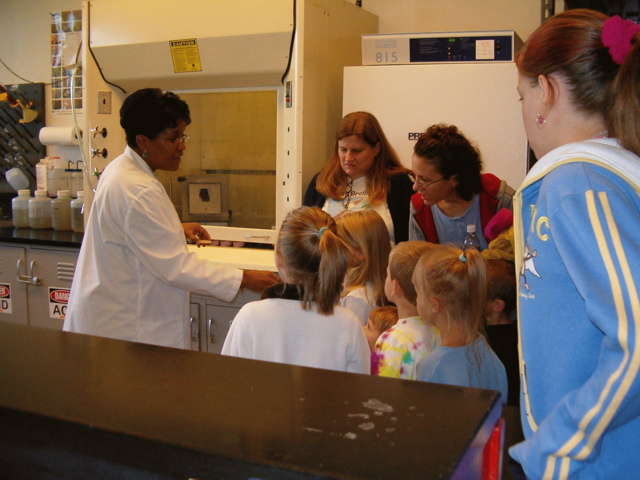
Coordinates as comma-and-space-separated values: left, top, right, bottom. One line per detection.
190, 290, 260, 354
0, 244, 78, 330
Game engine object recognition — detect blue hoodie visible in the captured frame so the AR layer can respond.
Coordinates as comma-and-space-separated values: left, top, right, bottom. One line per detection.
510, 139, 640, 479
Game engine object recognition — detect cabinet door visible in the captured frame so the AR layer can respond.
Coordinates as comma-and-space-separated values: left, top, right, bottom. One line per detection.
0, 245, 28, 325
26, 247, 78, 330
204, 304, 237, 354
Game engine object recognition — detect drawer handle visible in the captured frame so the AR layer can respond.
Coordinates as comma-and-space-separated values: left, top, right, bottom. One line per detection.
16, 259, 41, 285
207, 318, 215, 343
190, 317, 199, 341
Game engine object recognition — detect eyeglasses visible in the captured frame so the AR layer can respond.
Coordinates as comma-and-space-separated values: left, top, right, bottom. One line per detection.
160, 134, 190, 144
408, 172, 446, 190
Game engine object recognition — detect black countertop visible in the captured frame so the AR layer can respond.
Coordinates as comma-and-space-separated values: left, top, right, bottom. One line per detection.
0, 224, 83, 248
0, 322, 525, 479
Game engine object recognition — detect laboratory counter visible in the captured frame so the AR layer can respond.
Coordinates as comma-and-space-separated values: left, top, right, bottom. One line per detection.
0, 223, 278, 272
0, 322, 525, 479
0, 224, 83, 249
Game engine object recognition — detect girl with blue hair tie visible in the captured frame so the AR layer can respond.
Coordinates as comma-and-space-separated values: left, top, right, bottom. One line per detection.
414, 244, 508, 400
222, 206, 370, 374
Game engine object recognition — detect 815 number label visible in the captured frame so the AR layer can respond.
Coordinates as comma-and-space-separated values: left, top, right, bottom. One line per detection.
375, 51, 398, 63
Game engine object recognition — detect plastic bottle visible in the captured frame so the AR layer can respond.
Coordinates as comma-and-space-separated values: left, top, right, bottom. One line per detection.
463, 224, 481, 250
70, 191, 85, 233
29, 190, 52, 229
12, 189, 31, 228
35, 157, 52, 192
51, 190, 73, 231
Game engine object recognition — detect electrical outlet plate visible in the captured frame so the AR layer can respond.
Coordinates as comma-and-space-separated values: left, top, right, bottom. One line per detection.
97, 90, 111, 114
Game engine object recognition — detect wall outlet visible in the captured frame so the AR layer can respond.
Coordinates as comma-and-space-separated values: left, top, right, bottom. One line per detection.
97, 90, 112, 114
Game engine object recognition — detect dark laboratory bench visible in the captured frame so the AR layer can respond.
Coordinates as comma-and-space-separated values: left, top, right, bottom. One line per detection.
0, 322, 525, 479
0, 225, 83, 248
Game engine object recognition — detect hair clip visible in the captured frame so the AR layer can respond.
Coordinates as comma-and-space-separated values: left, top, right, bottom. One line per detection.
602, 15, 640, 65
317, 227, 327, 239
459, 253, 467, 263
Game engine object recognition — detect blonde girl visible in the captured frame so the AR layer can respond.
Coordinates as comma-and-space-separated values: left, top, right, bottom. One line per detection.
413, 245, 507, 401
222, 206, 370, 374
336, 209, 391, 326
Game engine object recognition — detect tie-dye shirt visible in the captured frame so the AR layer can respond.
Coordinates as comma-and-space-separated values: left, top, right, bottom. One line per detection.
371, 316, 440, 380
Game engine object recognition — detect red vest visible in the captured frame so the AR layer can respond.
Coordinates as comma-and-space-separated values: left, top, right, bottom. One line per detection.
411, 173, 504, 243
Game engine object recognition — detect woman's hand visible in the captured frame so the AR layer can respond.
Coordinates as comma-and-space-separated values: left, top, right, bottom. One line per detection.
241, 270, 281, 293
182, 222, 211, 247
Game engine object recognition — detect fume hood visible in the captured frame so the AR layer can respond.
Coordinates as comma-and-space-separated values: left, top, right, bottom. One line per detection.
89, 1, 294, 92
83, 0, 378, 244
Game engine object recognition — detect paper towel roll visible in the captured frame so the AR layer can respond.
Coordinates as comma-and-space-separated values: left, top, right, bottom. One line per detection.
38, 126, 81, 146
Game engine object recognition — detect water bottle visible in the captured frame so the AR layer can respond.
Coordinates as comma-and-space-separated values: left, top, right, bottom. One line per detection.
12, 189, 31, 228
70, 191, 85, 233
29, 190, 52, 229
463, 224, 481, 250
52, 190, 73, 231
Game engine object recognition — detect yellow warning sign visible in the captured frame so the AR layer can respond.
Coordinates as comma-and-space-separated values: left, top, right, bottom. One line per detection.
169, 38, 202, 73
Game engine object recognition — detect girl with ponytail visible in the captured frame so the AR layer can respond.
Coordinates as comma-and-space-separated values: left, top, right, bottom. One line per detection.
413, 245, 507, 399
222, 206, 370, 374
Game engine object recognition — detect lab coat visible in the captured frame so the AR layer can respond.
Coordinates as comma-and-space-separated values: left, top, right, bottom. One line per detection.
64, 146, 242, 349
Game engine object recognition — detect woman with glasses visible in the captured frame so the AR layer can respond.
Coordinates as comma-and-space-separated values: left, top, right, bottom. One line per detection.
303, 111, 414, 244
64, 88, 278, 349
408, 124, 515, 249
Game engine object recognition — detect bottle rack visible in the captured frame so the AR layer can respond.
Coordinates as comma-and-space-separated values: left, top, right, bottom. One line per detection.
0, 83, 46, 186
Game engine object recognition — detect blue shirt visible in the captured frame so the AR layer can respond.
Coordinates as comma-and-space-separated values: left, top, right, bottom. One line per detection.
431, 194, 488, 249
416, 335, 508, 403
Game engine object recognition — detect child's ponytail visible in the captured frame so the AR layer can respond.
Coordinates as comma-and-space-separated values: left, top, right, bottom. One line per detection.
461, 248, 488, 338
276, 207, 350, 315
316, 226, 350, 314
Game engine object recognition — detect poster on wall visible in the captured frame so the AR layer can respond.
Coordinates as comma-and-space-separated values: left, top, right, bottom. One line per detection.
50, 10, 83, 113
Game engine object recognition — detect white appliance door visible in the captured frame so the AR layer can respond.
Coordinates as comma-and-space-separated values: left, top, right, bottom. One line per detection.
343, 63, 528, 189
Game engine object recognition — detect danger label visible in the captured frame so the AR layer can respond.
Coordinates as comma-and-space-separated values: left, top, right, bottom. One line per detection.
0, 283, 11, 314
49, 287, 70, 319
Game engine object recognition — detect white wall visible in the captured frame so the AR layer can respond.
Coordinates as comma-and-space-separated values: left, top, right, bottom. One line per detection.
347, 0, 543, 40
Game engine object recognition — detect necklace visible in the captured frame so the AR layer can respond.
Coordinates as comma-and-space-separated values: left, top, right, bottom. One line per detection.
342, 178, 354, 209
591, 130, 609, 139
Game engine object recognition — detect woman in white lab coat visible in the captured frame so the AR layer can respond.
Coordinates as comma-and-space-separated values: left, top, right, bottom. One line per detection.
64, 88, 278, 349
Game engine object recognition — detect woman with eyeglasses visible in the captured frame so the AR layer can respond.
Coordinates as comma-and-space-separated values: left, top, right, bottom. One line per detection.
408, 124, 515, 249
303, 111, 414, 244
64, 88, 278, 349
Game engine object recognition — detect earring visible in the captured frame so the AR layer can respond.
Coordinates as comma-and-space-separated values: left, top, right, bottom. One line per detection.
536, 112, 546, 128
142, 150, 148, 159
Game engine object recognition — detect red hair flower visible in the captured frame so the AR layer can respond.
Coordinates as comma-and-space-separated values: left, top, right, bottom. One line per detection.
602, 15, 640, 65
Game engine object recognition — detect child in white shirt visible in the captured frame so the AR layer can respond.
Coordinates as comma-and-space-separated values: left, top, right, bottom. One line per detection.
222, 206, 370, 374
